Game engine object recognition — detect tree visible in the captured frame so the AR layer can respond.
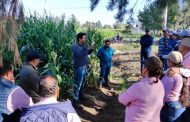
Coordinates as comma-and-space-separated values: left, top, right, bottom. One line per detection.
177, 4, 190, 29
96, 20, 102, 28
113, 22, 126, 29
90, 0, 190, 29
90, 0, 139, 21
0, 0, 24, 66
138, 1, 181, 31
138, 2, 162, 32
103, 24, 112, 29
82, 21, 103, 28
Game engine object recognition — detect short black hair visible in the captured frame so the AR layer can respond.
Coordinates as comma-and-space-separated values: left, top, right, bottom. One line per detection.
76, 32, 86, 42
26, 50, 40, 62
39, 75, 58, 97
0, 60, 13, 76
104, 39, 110, 43
163, 29, 169, 34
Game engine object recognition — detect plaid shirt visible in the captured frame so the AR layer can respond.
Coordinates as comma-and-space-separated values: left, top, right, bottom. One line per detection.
158, 37, 172, 57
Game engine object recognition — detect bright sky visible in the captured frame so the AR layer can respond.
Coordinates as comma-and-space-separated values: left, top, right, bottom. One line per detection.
22, 0, 147, 25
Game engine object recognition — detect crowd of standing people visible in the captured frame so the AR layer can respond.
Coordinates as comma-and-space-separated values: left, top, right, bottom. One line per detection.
1, 28, 190, 122
119, 29, 190, 122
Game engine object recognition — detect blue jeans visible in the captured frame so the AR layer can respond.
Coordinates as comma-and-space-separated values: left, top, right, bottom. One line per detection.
73, 66, 87, 100
99, 66, 111, 85
161, 101, 186, 122
140, 51, 150, 73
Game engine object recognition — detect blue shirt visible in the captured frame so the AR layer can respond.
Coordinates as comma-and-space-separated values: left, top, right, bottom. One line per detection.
72, 43, 93, 68
158, 37, 171, 56
158, 37, 179, 57
168, 39, 179, 51
140, 35, 154, 53
97, 46, 114, 67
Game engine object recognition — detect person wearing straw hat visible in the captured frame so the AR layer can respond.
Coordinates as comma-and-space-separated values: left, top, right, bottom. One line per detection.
161, 51, 187, 122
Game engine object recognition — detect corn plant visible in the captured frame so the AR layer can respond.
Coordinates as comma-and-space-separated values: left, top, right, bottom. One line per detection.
85, 28, 104, 87
17, 14, 111, 99
17, 14, 77, 99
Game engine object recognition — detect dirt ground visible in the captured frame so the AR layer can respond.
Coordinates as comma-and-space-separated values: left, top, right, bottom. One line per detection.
76, 43, 141, 122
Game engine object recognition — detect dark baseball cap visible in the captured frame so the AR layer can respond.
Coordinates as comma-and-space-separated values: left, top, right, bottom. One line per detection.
145, 29, 150, 32
163, 29, 169, 33
26, 50, 40, 62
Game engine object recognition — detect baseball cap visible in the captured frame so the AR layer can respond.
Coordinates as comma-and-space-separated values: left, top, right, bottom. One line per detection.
145, 29, 150, 32
180, 38, 190, 48
26, 50, 40, 62
175, 29, 190, 37
163, 29, 169, 33
166, 51, 183, 64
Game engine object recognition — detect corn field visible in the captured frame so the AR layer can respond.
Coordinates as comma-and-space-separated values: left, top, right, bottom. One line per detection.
16, 15, 116, 99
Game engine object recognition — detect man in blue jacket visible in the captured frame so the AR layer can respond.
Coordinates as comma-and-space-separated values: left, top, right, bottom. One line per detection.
140, 29, 154, 73
97, 39, 114, 88
0, 60, 31, 122
72, 32, 94, 108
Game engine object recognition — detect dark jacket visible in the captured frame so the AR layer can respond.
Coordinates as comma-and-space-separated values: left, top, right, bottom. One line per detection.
20, 101, 77, 122
72, 43, 93, 68
140, 35, 154, 53
97, 46, 114, 67
0, 78, 18, 121
19, 63, 41, 103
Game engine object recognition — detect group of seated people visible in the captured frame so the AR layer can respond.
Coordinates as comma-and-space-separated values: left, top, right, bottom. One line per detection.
119, 29, 190, 122
0, 51, 81, 122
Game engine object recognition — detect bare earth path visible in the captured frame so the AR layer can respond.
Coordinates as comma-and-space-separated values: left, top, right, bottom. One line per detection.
76, 43, 141, 122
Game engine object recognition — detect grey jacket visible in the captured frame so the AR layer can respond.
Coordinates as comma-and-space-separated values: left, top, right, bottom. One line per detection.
19, 63, 41, 103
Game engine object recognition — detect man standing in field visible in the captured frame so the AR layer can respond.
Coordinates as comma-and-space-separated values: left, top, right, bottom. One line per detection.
140, 29, 154, 73
97, 39, 114, 88
19, 50, 41, 103
72, 32, 94, 108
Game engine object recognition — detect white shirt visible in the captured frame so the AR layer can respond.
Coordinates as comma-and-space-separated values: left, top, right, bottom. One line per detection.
33, 97, 81, 122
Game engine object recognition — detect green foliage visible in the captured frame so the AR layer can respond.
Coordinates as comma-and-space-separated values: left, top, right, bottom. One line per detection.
17, 15, 106, 99
97, 29, 117, 39
138, 2, 163, 31
17, 15, 77, 99
85, 28, 104, 87
113, 22, 126, 29
82, 21, 103, 29
138, 1, 190, 30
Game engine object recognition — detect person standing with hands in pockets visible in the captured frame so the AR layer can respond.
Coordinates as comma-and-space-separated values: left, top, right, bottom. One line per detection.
97, 39, 114, 88
72, 32, 94, 109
